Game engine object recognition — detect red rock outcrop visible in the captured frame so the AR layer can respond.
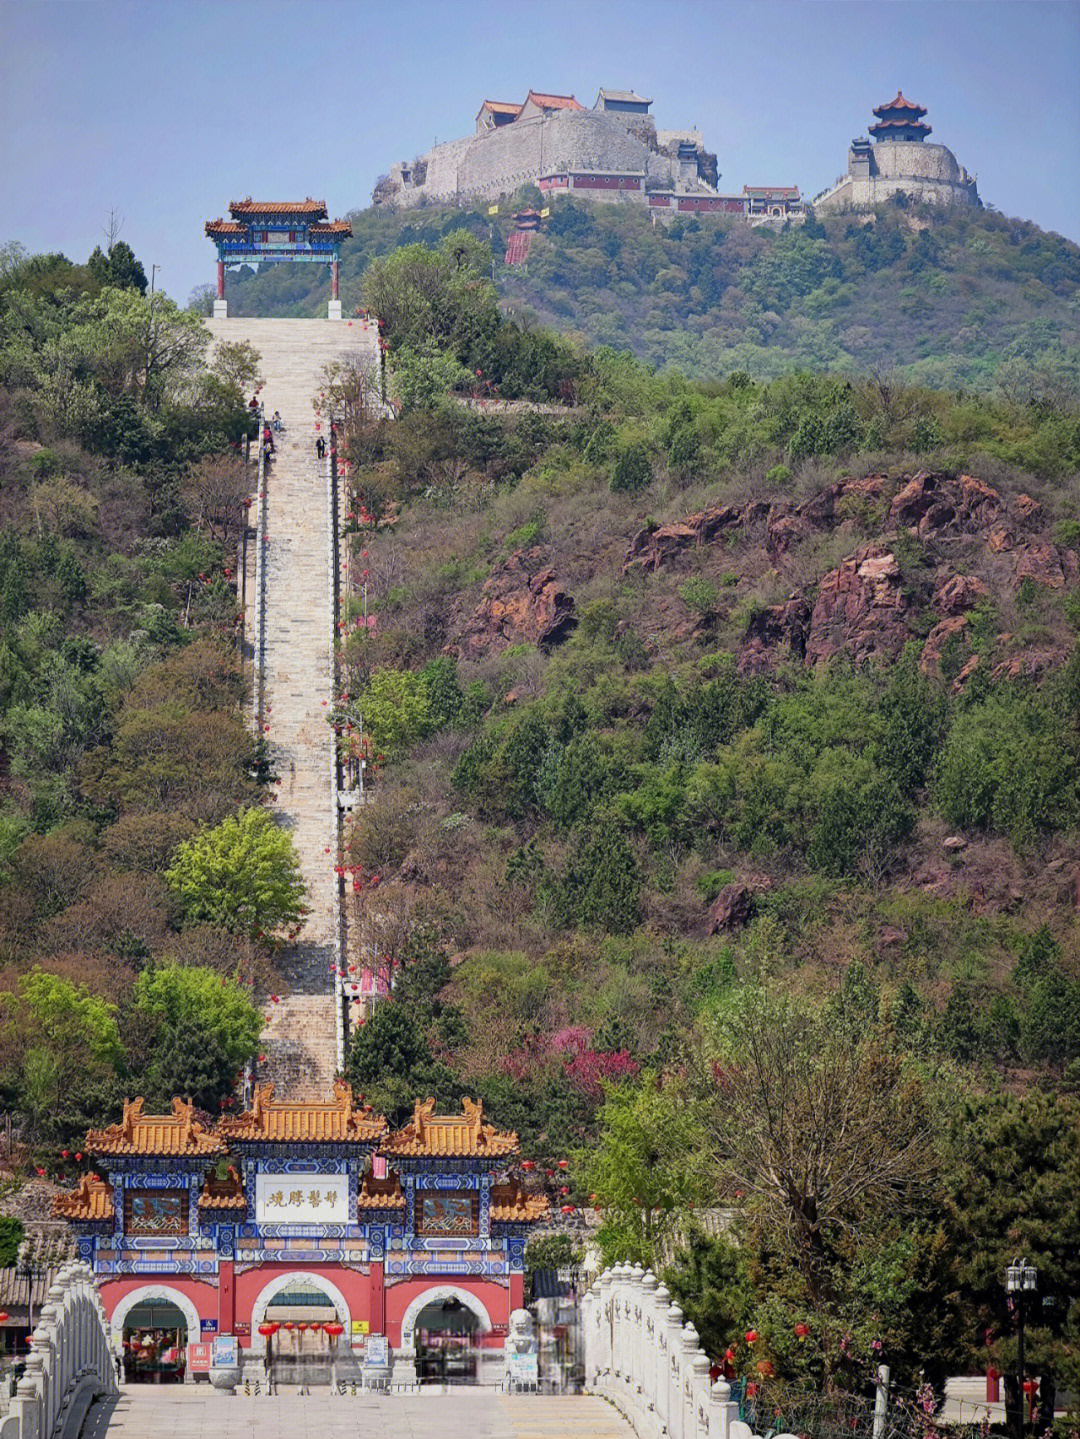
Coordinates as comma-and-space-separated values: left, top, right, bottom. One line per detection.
706, 874, 773, 933
444, 547, 576, 659
738, 595, 811, 673
933, 573, 988, 614
804, 546, 908, 666
623, 504, 739, 573
920, 615, 968, 675
888, 471, 1003, 537
1012, 543, 1079, 590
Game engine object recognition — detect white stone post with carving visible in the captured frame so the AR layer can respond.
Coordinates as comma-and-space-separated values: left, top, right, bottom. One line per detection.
681, 1322, 701, 1439
666, 1301, 685, 1439
652, 1281, 671, 1437
710, 1376, 741, 1439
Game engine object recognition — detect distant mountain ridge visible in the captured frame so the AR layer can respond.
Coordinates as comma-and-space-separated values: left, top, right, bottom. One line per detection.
226, 198, 1080, 392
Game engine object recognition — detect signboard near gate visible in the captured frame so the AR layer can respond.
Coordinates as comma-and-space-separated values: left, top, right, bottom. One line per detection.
508, 1349, 539, 1388
365, 1334, 389, 1366
212, 1333, 238, 1368
188, 1343, 212, 1373
254, 1172, 349, 1225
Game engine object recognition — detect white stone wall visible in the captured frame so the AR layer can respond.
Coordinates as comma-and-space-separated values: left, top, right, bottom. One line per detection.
582, 1263, 743, 1439
1, 1262, 118, 1439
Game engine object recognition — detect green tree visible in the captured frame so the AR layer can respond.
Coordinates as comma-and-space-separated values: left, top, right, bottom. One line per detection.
560, 814, 641, 933
164, 807, 306, 939
345, 1002, 455, 1123
610, 442, 653, 494
133, 964, 262, 1074
0, 1216, 25, 1268
360, 669, 432, 757
141, 1018, 241, 1111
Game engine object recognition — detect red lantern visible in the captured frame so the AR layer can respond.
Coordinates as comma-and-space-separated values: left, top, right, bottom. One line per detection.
283, 1322, 295, 1331
745, 1330, 758, 1345
257, 1323, 275, 1337
561, 1204, 575, 1214
724, 1347, 735, 1363
296, 1323, 308, 1332
794, 1322, 810, 1341
325, 1322, 344, 1337
75, 1153, 82, 1162
557, 1159, 568, 1170
0, 1312, 8, 1324
756, 1359, 774, 1378
521, 1160, 535, 1172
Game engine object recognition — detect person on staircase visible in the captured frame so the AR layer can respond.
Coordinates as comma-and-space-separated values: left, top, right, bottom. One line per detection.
316, 434, 326, 461
263, 422, 275, 456
272, 410, 283, 432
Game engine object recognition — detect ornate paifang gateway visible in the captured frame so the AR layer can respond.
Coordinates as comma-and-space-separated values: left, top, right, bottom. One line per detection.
204, 197, 352, 318
53, 1088, 548, 1385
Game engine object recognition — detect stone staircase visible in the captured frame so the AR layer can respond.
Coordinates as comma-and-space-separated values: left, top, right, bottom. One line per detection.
206, 317, 381, 1100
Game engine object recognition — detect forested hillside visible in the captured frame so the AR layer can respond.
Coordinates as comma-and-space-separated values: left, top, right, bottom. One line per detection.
0, 241, 276, 1146
226, 196, 1080, 392
325, 235, 1080, 1392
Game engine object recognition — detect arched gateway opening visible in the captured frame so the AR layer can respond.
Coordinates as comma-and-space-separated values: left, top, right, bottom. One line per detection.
402, 1285, 494, 1386
251, 1273, 351, 1388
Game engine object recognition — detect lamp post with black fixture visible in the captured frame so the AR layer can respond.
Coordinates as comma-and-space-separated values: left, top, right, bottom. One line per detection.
1005, 1257, 1037, 1439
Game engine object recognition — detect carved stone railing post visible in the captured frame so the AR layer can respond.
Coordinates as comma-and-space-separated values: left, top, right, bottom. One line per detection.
599, 1267, 614, 1391
681, 1321, 701, 1439
652, 1282, 671, 1437
666, 1302, 685, 1439
710, 1376, 741, 1439
692, 1352, 712, 1438
640, 1271, 658, 1435
629, 1263, 645, 1425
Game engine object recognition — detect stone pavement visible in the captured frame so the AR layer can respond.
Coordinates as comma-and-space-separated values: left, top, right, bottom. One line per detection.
80, 1387, 632, 1438
205, 317, 381, 1098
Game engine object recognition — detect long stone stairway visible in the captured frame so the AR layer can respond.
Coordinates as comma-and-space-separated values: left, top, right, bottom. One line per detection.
206, 317, 381, 1099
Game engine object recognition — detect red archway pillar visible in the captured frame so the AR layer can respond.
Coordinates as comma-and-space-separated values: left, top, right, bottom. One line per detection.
218, 1259, 236, 1335
216, 260, 225, 300
370, 1260, 385, 1334
332, 260, 340, 301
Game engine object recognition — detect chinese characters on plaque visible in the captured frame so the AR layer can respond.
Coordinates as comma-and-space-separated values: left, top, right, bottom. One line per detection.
254, 1173, 349, 1225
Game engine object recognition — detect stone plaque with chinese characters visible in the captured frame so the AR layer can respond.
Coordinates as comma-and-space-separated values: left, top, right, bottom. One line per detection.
255, 1173, 349, 1225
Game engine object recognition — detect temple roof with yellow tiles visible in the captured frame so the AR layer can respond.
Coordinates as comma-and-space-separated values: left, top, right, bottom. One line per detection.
197, 1166, 247, 1210
382, 1096, 519, 1159
85, 1097, 227, 1158
357, 1171, 406, 1211
489, 1181, 550, 1224
53, 1172, 114, 1222
218, 1080, 387, 1145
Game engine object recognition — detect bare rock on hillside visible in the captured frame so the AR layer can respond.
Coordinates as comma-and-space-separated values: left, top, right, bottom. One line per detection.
623, 504, 739, 573
738, 594, 812, 673
1014, 492, 1042, 519
933, 573, 989, 615
706, 873, 773, 934
986, 525, 1015, 553
1012, 543, 1079, 590
991, 644, 1067, 683
888, 471, 1003, 536
920, 615, 969, 675
444, 547, 576, 659
805, 545, 908, 666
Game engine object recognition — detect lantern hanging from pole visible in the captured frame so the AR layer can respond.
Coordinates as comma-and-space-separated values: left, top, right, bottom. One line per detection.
257, 1323, 275, 1337
325, 1322, 344, 1337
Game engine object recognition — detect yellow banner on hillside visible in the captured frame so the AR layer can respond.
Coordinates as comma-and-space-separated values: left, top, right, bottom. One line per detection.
487, 204, 499, 216
540, 207, 551, 218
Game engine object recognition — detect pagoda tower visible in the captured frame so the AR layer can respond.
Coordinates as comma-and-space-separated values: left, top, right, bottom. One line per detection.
868, 91, 932, 144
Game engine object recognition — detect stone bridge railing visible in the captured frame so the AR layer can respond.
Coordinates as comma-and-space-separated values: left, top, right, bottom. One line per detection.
0, 1262, 117, 1439
584, 1263, 746, 1439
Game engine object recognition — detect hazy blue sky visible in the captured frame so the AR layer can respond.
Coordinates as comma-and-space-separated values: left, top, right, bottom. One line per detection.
2, 0, 1078, 304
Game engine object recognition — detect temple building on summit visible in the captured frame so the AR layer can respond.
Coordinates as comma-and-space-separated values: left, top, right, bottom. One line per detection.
204, 198, 352, 319
816, 91, 980, 212
54, 1086, 548, 1387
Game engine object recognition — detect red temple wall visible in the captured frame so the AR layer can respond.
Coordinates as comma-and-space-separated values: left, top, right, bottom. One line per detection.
383, 1276, 511, 1347
100, 1276, 219, 1327
233, 1262, 377, 1343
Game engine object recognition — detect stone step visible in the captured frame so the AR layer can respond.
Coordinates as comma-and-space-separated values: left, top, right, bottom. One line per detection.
205, 316, 379, 1101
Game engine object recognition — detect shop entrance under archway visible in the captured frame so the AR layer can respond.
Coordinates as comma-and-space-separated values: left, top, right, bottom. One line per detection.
262, 1281, 346, 1388
415, 1296, 481, 1385
121, 1301, 187, 1384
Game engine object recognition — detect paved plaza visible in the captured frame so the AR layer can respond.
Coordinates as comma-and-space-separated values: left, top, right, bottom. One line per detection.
80, 1388, 632, 1438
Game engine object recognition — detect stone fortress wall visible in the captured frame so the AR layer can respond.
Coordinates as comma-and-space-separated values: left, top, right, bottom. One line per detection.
377, 96, 718, 211
817, 106, 980, 214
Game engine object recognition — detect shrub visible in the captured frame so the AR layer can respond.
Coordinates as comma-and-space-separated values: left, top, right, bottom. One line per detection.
611, 443, 653, 494
164, 807, 306, 938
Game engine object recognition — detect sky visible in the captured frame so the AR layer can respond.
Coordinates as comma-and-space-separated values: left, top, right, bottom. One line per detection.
2, 0, 1078, 305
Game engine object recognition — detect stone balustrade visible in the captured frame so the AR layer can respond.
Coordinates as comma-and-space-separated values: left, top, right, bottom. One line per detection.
0, 1262, 118, 1439
583, 1263, 744, 1439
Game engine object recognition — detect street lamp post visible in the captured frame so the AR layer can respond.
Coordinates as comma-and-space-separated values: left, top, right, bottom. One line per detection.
1005, 1258, 1037, 1439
